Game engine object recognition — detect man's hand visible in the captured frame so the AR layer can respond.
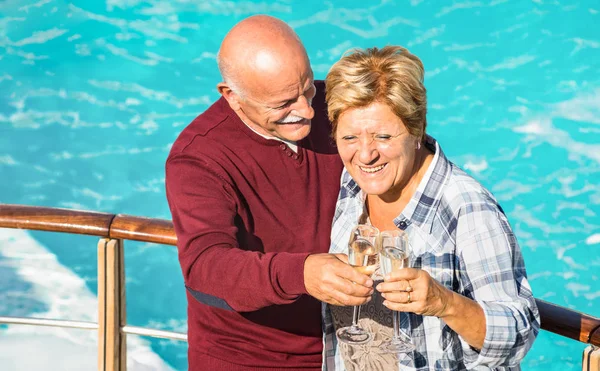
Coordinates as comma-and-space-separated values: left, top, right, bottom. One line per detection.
304, 253, 374, 306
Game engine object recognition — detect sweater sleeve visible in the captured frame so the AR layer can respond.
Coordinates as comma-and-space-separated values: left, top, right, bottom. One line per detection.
165, 153, 309, 312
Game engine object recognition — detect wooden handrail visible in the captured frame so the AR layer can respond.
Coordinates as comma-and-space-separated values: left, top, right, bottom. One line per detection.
0, 204, 115, 237
1, 203, 600, 347
537, 299, 600, 345
110, 214, 176, 245
0, 204, 175, 245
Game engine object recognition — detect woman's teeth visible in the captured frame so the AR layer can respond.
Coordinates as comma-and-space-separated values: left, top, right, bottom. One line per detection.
360, 164, 385, 173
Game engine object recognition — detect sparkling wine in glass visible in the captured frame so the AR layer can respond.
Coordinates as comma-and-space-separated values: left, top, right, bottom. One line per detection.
335, 224, 380, 345
379, 229, 416, 353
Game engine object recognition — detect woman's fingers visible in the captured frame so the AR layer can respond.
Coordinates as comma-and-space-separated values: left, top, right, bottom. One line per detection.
377, 268, 422, 294
385, 267, 421, 281
381, 290, 415, 304
378, 269, 454, 317
376, 279, 414, 293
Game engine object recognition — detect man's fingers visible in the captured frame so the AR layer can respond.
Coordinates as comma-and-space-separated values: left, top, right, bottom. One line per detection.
303, 253, 376, 306
319, 278, 372, 306
327, 274, 373, 297
328, 291, 372, 307
334, 253, 349, 264
320, 273, 374, 306
343, 278, 374, 297
332, 254, 375, 287
336, 262, 374, 288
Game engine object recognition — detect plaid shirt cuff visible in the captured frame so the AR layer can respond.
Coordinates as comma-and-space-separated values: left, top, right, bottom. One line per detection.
461, 301, 532, 369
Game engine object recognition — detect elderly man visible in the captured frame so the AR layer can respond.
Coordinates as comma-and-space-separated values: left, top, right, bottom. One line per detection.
166, 15, 373, 370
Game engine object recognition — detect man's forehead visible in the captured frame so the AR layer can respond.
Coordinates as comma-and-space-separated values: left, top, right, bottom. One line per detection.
250, 68, 314, 103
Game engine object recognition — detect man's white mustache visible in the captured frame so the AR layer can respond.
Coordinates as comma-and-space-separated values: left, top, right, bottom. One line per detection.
277, 115, 305, 124
276, 99, 313, 124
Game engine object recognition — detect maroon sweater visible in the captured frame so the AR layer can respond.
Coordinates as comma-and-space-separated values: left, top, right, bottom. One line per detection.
165, 81, 343, 370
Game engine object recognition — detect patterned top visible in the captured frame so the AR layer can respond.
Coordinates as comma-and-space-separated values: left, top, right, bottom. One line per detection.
322, 136, 540, 371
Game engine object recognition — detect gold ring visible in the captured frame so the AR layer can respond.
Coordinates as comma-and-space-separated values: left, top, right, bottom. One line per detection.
406, 285, 413, 292
407, 292, 411, 304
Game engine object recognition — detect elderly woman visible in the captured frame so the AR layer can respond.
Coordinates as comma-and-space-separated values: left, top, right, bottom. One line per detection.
322, 46, 539, 370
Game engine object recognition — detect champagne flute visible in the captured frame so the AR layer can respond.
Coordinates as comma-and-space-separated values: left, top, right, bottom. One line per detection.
336, 224, 380, 345
379, 229, 416, 353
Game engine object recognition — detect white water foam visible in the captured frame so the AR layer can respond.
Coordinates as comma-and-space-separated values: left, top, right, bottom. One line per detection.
586, 233, 600, 245
514, 118, 600, 165
0, 228, 175, 371
11, 28, 68, 47
463, 158, 489, 173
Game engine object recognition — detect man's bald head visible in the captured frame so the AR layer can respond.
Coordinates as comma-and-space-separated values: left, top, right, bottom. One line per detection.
216, 15, 315, 142
217, 15, 310, 97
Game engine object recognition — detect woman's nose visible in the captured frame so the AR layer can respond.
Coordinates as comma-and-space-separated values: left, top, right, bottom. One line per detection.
358, 138, 378, 164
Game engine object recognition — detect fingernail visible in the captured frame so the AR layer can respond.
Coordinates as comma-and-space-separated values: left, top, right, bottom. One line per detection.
382, 300, 388, 307
381, 293, 386, 299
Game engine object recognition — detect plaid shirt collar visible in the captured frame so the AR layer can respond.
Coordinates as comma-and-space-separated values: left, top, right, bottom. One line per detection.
339, 135, 451, 237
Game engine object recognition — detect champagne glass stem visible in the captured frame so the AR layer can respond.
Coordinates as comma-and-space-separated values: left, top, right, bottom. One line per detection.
392, 310, 412, 343
393, 310, 400, 339
351, 305, 361, 329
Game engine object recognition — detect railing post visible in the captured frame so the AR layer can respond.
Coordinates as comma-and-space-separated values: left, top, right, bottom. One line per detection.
583, 345, 600, 371
98, 238, 127, 371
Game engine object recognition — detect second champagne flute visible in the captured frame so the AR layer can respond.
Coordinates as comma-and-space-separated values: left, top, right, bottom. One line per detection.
335, 224, 380, 345
379, 229, 416, 353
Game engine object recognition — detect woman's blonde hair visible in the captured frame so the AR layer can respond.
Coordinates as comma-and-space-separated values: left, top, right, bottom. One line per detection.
325, 46, 427, 141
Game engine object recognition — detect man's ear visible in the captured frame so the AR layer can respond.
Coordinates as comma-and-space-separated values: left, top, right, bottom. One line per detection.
217, 82, 241, 111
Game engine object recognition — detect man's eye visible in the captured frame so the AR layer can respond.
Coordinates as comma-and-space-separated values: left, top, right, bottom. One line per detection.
375, 134, 392, 141
341, 135, 357, 141
275, 102, 291, 109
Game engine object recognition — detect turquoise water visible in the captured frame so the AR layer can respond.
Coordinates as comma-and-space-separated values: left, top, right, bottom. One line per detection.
1, 0, 599, 370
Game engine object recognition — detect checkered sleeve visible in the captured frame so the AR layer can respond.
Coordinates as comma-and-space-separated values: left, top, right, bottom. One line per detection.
455, 207, 540, 369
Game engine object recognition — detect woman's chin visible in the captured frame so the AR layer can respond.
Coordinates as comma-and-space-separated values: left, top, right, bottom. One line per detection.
356, 182, 390, 196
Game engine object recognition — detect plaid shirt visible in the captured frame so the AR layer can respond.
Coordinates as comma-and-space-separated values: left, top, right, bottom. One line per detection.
322, 136, 539, 371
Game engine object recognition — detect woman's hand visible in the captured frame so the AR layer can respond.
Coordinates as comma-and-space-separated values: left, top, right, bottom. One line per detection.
377, 267, 486, 349
376, 268, 454, 318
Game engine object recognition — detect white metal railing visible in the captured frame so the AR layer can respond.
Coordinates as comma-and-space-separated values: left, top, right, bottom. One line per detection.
0, 316, 98, 330
0, 316, 187, 341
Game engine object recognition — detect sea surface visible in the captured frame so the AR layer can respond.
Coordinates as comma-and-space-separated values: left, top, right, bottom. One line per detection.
0, 1, 599, 370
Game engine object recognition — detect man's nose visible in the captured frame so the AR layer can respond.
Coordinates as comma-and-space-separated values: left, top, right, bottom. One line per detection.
292, 95, 314, 119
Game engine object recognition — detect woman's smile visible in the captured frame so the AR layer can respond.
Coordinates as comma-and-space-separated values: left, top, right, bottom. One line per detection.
358, 163, 387, 174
